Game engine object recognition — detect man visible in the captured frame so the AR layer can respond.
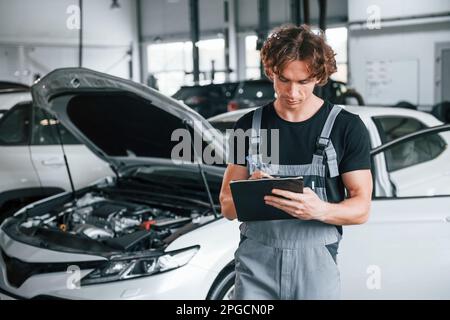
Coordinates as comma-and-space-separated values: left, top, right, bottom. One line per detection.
219, 24, 373, 300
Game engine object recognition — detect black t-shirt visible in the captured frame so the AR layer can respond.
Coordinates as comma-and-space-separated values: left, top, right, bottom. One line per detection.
228, 100, 371, 203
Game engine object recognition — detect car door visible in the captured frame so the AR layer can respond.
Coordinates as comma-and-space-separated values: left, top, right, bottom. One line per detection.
369, 115, 441, 197
29, 107, 113, 191
0, 103, 41, 197
340, 124, 450, 299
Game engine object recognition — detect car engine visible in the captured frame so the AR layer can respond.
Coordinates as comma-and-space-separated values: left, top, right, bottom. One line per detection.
19, 192, 209, 252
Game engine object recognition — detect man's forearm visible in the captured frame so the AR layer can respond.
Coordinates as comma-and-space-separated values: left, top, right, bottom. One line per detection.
220, 194, 238, 220
320, 195, 371, 226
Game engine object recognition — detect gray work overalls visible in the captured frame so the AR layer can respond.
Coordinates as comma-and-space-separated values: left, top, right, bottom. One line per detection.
233, 104, 344, 300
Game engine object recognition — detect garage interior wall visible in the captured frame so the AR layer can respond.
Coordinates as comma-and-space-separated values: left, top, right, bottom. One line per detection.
347, 0, 450, 110
0, 0, 141, 84
1, 0, 350, 90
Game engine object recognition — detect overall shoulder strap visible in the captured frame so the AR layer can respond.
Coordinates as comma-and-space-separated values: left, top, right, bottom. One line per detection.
313, 104, 343, 178
319, 104, 343, 142
249, 107, 263, 156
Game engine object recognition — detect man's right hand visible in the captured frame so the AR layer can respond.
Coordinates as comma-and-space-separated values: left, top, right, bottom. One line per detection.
248, 170, 274, 180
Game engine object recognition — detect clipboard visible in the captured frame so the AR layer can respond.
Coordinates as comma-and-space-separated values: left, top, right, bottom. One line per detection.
230, 176, 303, 221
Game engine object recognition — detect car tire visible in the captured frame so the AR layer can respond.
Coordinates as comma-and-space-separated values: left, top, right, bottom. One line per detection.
208, 268, 236, 300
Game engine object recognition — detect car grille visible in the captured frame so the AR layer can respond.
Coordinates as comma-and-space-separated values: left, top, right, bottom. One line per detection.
1, 250, 104, 288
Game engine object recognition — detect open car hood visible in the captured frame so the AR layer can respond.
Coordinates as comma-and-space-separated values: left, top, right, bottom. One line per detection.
31, 68, 225, 173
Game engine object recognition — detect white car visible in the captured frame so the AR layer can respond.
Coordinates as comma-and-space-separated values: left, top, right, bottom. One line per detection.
0, 68, 449, 300
0, 91, 113, 219
209, 106, 448, 197
0, 82, 31, 118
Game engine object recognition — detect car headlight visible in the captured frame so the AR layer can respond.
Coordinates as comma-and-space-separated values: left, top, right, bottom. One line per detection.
81, 245, 199, 285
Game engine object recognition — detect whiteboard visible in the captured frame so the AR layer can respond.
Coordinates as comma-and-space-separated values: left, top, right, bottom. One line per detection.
365, 59, 419, 105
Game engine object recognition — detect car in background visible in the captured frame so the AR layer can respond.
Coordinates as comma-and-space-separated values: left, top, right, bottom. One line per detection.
431, 101, 450, 123
226, 79, 276, 112
0, 81, 31, 117
172, 82, 238, 118
173, 79, 276, 117
226, 78, 365, 112
0, 68, 449, 300
174, 78, 365, 118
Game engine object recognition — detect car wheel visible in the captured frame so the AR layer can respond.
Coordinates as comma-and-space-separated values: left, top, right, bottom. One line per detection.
208, 268, 236, 300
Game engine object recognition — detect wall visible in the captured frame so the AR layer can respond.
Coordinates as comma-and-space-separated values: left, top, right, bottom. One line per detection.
0, 0, 140, 83
347, 0, 450, 108
348, 0, 450, 21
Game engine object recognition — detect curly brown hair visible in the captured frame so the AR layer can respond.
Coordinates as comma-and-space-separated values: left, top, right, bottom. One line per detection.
260, 24, 337, 86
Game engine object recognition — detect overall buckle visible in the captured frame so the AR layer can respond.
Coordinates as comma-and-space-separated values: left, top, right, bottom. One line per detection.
315, 137, 329, 156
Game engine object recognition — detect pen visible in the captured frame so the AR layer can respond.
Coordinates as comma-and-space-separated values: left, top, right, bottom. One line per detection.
246, 155, 262, 171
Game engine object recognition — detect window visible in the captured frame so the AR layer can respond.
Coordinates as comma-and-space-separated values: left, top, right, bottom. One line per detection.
373, 127, 450, 197
147, 41, 193, 96
373, 116, 427, 144
31, 108, 79, 145
382, 131, 447, 172
197, 38, 226, 84
0, 103, 31, 145
147, 39, 225, 96
245, 35, 260, 79
244, 27, 348, 82
325, 27, 347, 83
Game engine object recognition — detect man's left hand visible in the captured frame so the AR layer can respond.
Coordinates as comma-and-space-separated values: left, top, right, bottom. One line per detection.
264, 188, 329, 221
